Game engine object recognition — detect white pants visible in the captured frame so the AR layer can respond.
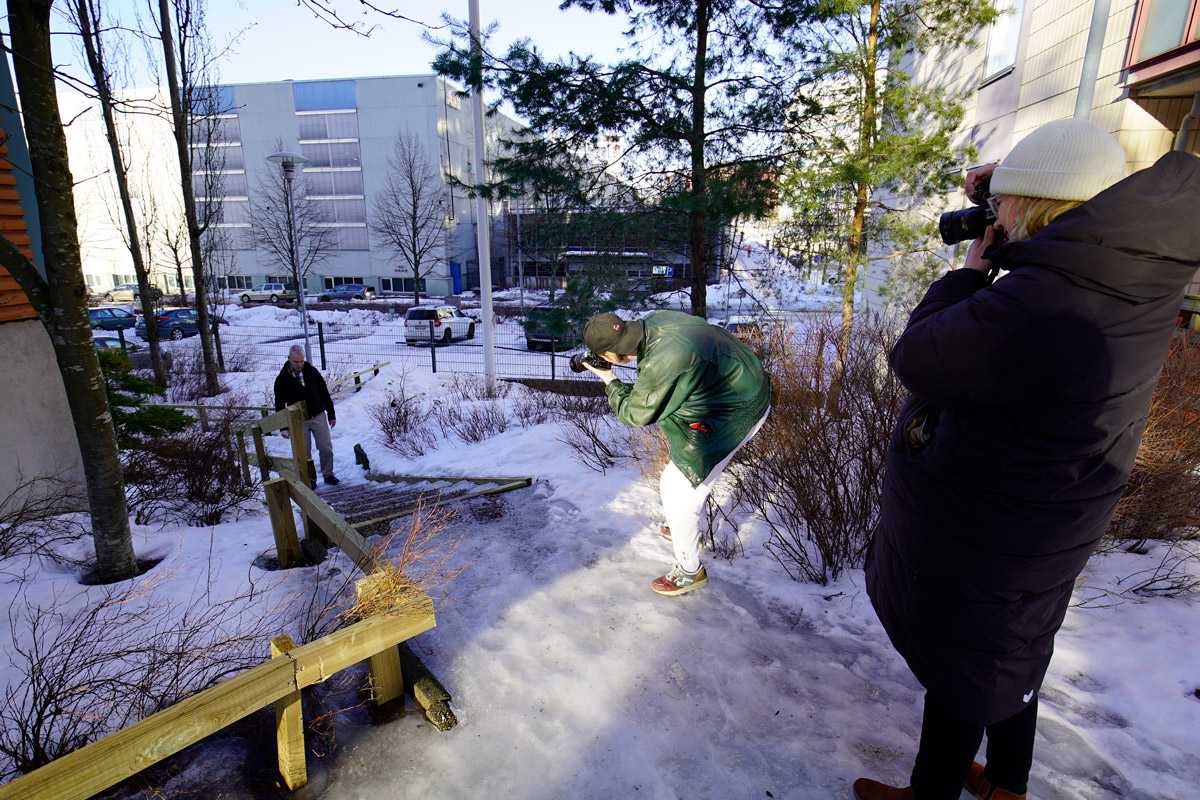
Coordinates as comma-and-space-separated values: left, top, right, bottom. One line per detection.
660, 410, 769, 573
304, 414, 335, 479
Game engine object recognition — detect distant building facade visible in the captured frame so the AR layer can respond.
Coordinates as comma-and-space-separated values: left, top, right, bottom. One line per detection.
65, 75, 523, 299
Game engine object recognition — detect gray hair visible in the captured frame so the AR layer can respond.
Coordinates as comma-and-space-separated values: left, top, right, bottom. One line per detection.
288, 345, 305, 358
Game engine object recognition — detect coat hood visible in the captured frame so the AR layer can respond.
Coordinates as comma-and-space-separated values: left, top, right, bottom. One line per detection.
998, 150, 1200, 304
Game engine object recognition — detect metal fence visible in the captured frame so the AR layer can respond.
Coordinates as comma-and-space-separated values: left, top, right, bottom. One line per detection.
210, 316, 633, 383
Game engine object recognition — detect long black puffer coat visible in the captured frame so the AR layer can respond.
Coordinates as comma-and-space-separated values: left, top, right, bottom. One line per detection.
866, 151, 1200, 725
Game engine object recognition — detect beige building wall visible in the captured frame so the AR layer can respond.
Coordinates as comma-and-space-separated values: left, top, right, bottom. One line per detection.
0, 319, 87, 507
868, 0, 1200, 303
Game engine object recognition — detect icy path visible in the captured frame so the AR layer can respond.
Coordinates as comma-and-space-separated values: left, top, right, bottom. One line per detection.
316, 430, 1199, 799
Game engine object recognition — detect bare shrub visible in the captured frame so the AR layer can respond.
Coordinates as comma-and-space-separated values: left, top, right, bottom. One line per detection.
0, 476, 87, 566
629, 425, 671, 479
446, 373, 511, 401
554, 405, 632, 473
435, 401, 509, 443
165, 346, 227, 401
1107, 332, 1200, 549
371, 389, 437, 457
512, 388, 554, 427
124, 426, 260, 526
218, 344, 257, 373
733, 314, 905, 584
0, 584, 274, 781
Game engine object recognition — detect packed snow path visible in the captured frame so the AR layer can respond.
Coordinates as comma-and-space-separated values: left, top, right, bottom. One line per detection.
315, 480, 1197, 800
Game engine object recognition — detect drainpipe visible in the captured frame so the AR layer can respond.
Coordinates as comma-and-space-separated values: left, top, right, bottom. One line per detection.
1073, 0, 1114, 120
1174, 92, 1200, 152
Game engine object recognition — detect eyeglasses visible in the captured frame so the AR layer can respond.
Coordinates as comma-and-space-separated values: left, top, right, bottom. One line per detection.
987, 195, 1002, 217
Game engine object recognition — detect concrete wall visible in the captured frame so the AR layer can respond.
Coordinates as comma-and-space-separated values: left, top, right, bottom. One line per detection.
0, 319, 86, 506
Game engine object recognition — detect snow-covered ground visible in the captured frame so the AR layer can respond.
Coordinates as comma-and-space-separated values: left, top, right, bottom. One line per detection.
4, 356, 1197, 799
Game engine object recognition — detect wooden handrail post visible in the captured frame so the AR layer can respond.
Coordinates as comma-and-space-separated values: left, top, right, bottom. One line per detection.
270, 634, 307, 791
264, 480, 301, 568
251, 426, 270, 483
235, 431, 251, 485
287, 402, 309, 468
355, 575, 405, 706
198, 405, 209, 433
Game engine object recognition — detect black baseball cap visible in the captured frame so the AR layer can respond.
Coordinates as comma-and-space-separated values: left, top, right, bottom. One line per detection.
583, 313, 644, 355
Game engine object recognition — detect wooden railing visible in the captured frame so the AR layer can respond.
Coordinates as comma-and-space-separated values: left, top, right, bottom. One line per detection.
0, 553, 433, 800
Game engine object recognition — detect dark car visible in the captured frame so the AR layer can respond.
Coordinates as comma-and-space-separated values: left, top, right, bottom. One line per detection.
319, 284, 375, 302
94, 335, 170, 371
88, 307, 137, 331
523, 305, 580, 351
137, 308, 199, 341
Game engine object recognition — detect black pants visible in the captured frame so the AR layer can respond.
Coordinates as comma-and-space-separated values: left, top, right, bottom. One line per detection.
910, 693, 1038, 799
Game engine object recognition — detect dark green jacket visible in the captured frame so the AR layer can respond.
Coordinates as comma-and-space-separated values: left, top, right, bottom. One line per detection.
605, 310, 770, 486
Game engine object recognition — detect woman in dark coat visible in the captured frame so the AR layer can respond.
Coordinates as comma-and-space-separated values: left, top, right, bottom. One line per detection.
853, 119, 1200, 800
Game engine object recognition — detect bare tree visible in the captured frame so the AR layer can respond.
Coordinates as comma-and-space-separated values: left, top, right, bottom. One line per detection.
0, 0, 138, 582
162, 216, 189, 305
373, 131, 447, 304
148, 0, 228, 395
73, 0, 168, 385
252, 150, 336, 297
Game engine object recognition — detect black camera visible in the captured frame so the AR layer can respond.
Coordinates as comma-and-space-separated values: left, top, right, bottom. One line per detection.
569, 352, 613, 373
939, 174, 995, 245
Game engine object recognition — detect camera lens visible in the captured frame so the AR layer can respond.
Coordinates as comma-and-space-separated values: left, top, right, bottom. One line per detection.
938, 205, 994, 245
568, 354, 587, 373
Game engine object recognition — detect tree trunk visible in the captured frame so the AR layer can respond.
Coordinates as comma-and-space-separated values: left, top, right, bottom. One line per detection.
687, 0, 711, 319
78, 0, 166, 386
158, 0, 220, 395
7, 0, 138, 582
413, 267, 422, 305
833, 0, 881, 404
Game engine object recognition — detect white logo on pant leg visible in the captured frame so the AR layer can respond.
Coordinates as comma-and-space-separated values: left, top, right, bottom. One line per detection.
1023, 690, 1035, 703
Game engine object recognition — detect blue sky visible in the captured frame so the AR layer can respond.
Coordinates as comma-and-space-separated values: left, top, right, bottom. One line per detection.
49, 0, 632, 89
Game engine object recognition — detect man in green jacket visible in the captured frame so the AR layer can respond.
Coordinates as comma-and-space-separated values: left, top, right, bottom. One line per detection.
582, 311, 771, 596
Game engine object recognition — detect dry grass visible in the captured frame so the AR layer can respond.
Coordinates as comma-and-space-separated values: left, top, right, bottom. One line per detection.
1107, 332, 1200, 549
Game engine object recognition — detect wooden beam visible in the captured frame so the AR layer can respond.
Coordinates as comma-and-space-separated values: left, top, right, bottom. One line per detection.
0, 657, 298, 800
291, 606, 435, 690
264, 480, 301, 568
238, 405, 292, 435
356, 576, 404, 706
287, 480, 375, 571
287, 403, 309, 467
270, 635, 307, 791
251, 426, 270, 483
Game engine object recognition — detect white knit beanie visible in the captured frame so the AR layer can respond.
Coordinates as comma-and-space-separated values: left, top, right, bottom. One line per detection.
990, 118, 1127, 202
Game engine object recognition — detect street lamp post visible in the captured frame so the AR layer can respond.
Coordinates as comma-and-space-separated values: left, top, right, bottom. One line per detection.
267, 150, 311, 362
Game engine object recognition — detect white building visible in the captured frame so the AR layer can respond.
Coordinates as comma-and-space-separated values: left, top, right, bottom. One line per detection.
65, 75, 524, 299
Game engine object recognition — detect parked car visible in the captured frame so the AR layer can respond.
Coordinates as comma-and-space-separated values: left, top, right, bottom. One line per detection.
523, 304, 580, 351
93, 335, 141, 354
238, 283, 296, 304
94, 335, 170, 371
98, 283, 163, 303
716, 315, 764, 339
319, 284, 376, 302
137, 308, 199, 340
404, 305, 475, 345
88, 307, 137, 331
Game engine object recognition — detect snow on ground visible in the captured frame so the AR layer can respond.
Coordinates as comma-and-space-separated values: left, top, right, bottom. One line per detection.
308, 372, 1200, 799
51, 304, 1200, 798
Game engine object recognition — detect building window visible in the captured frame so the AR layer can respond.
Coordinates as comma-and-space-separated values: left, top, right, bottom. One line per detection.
380, 277, 427, 293
983, 0, 1025, 81
1130, 0, 1200, 63
299, 140, 362, 169
304, 171, 364, 196
322, 276, 366, 288
310, 198, 366, 224
267, 275, 297, 288
218, 275, 253, 290
193, 171, 248, 198
292, 80, 356, 112
297, 112, 359, 141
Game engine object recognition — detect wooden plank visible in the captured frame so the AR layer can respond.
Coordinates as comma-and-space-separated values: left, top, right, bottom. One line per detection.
264, 479, 301, 568
287, 480, 376, 570
356, 576, 405, 705
291, 606, 435, 690
348, 478, 532, 532
0, 656, 297, 800
235, 431, 251, 484
239, 405, 292, 435
271, 635, 307, 791
251, 426, 270, 483
288, 403, 310, 467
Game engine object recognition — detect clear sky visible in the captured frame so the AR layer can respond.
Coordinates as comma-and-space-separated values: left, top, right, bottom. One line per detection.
47, 0, 633, 91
